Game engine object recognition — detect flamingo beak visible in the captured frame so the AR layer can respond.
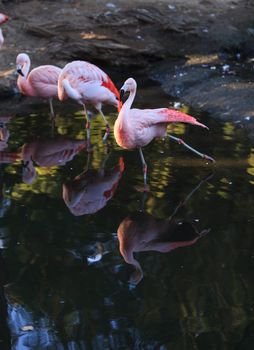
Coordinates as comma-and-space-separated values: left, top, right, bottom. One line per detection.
16, 65, 24, 76
17, 69, 24, 77
120, 89, 125, 102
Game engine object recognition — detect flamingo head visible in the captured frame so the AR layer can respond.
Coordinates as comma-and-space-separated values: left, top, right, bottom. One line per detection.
16, 53, 30, 77
120, 78, 137, 101
0, 13, 9, 25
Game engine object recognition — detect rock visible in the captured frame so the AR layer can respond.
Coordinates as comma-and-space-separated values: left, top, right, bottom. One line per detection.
152, 59, 254, 142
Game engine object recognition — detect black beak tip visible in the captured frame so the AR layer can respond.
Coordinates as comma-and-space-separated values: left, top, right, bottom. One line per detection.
17, 69, 24, 77
120, 89, 125, 102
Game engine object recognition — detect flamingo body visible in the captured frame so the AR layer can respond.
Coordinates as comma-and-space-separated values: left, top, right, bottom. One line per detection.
16, 53, 61, 99
115, 107, 207, 149
58, 60, 121, 111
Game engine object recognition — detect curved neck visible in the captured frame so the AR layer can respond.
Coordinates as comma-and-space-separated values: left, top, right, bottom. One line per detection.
119, 242, 143, 284
22, 57, 31, 79
17, 58, 34, 95
122, 88, 136, 114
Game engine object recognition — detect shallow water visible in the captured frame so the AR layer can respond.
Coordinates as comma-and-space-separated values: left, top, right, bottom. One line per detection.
0, 77, 254, 350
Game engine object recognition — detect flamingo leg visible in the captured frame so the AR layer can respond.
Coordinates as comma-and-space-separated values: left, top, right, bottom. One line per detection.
49, 98, 55, 119
48, 99, 56, 137
85, 151, 92, 172
83, 104, 92, 150
168, 134, 215, 163
139, 148, 148, 189
97, 108, 110, 144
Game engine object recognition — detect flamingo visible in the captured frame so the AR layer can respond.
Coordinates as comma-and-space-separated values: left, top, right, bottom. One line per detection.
63, 157, 124, 216
0, 13, 8, 49
114, 78, 215, 189
16, 53, 62, 118
58, 60, 122, 145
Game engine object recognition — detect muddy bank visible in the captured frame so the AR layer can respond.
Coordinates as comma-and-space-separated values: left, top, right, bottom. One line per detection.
1, 0, 254, 136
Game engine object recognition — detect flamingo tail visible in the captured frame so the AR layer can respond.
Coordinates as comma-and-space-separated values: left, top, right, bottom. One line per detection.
165, 109, 208, 129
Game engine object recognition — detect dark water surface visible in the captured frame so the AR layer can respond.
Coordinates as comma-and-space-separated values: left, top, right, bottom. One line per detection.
0, 78, 254, 350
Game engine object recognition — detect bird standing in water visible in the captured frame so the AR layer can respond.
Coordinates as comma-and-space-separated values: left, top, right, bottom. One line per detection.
58, 60, 122, 145
16, 53, 62, 118
0, 13, 8, 49
114, 78, 214, 189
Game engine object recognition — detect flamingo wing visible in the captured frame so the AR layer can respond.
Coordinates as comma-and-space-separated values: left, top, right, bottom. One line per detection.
131, 108, 207, 129
28, 65, 61, 97
116, 108, 208, 148
60, 61, 108, 87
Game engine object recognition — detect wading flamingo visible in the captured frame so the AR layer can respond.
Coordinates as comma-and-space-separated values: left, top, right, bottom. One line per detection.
16, 53, 61, 118
0, 13, 8, 49
58, 60, 122, 145
114, 78, 215, 189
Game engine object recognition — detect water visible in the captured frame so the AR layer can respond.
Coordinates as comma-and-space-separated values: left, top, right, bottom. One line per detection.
0, 78, 254, 349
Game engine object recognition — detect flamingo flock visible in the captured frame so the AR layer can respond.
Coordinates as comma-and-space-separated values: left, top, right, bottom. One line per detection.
1, 12, 214, 190
0, 10, 216, 291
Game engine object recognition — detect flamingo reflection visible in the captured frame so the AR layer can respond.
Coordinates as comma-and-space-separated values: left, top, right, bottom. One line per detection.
117, 174, 212, 285
0, 135, 86, 184
21, 136, 86, 184
0, 116, 12, 150
63, 156, 124, 216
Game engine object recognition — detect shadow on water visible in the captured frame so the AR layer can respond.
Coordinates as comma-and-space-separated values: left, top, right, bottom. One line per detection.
0, 75, 254, 349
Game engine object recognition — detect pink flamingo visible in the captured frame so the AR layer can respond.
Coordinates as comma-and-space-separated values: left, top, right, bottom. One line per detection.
16, 53, 62, 118
0, 13, 8, 48
114, 78, 215, 189
63, 157, 124, 216
58, 60, 122, 144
